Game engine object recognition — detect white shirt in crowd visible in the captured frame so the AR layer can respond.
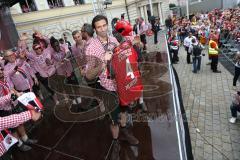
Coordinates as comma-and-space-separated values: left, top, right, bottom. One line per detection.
183, 36, 197, 48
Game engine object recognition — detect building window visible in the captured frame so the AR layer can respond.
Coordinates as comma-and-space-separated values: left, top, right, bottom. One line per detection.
47, 0, 64, 8
20, 0, 37, 13
74, 0, 85, 5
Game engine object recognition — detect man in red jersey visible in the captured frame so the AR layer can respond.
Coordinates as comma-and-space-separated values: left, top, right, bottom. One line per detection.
113, 19, 146, 111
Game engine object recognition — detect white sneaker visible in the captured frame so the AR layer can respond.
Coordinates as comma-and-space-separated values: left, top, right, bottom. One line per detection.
229, 117, 237, 123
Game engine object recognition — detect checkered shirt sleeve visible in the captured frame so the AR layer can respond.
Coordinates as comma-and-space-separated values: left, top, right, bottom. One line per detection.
0, 111, 31, 131
0, 111, 31, 156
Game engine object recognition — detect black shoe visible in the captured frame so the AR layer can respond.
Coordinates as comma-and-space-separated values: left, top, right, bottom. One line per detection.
119, 127, 139, 145
24, 139, 38, 145
18, 144, 32, 152
110, 140, 120, 160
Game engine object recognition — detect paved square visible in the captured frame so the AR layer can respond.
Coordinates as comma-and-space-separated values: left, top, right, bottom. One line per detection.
175, 47, 240, 160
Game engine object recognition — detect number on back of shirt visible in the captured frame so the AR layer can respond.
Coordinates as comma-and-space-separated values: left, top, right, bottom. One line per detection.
126, 58, 134, 79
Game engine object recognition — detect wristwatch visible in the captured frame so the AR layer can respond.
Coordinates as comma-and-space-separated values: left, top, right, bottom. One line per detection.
11, 93, 18, 101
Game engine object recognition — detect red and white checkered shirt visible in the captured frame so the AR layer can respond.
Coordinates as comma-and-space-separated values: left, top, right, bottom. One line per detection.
85, 36, 119, 91
0, 111, 31, 156
0, 80, 12, 111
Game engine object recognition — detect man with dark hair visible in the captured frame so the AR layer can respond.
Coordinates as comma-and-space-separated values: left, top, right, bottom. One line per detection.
133, 18, 140, 35
139, 17, 148, 50
189, 38, 203, 73
152, 17, 161, 44
86, 14, 139, 159
165, 15, 173, 31
184, 32, 197, 64
32, 31, 48, 49
91, 14, 108, 30
121, 13, 125, 20
59, 38, 64, 44
63, 33, 72, 52
50, 37, 74, 78
81, 23, 94, 60
81, 23, 94, 41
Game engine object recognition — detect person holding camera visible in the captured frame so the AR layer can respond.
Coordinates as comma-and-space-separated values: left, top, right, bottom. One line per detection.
229, 91, 240, 123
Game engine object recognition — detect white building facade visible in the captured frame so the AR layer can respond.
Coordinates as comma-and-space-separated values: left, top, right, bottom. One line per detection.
10, 0, 171, 45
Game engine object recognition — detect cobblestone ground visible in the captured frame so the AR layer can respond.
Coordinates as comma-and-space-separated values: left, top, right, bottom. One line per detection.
174, 46, 240, 160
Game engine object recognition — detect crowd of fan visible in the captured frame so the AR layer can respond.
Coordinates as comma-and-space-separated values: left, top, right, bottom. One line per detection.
167, 7, 240, 62
167, 7, 240, 123
1, 6, 240, 159
0, 13, 157, 159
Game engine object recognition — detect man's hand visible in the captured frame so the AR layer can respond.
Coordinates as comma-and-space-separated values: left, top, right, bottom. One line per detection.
63, 58, 70, 62
33, 30, 43, 39
133, 36, 141, 45
110, 124, 119, 139
10, 89, 23, 97
104, 51, 113, 61
15, 91, 23, 97
19, 33, 28, 41
30, 110, 41, 121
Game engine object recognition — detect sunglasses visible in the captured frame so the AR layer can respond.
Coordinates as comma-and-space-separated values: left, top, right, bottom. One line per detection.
34, 47, 41, 50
